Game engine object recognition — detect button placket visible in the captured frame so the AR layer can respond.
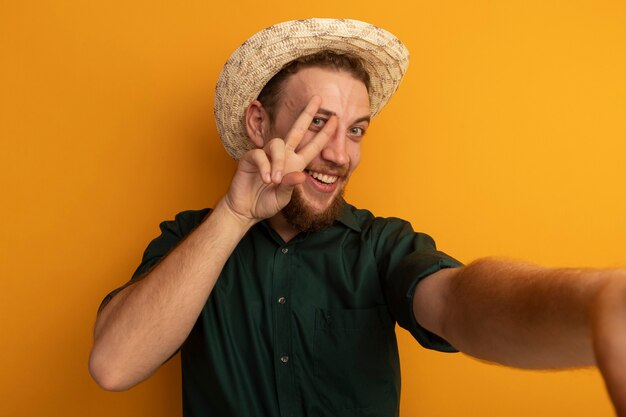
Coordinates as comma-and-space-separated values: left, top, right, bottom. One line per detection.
272, 244, 296, 416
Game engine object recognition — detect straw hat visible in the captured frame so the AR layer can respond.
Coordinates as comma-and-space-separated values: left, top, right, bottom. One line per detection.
214, 18, 410, 159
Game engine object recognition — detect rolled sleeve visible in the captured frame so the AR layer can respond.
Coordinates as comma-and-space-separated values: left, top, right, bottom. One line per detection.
98, 208, 211, 313
386, 250, 462, 352
373, 218, 463, 352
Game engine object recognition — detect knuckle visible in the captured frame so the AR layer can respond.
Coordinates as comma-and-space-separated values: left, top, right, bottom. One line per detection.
266, 138, 286, 154
250, 149, 269, 165
268, 137, 283, 147
251, 148, 265, 158
242, 148, 262, 161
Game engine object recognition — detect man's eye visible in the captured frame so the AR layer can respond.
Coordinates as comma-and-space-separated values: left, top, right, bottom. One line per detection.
350, 127, 365, 137
311, 117, 326, 128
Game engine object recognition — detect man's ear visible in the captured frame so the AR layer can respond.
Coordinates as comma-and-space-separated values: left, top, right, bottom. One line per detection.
245, 100, 270, 148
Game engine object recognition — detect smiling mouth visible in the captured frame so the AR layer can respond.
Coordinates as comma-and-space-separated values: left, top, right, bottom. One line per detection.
306, 170, 339, 185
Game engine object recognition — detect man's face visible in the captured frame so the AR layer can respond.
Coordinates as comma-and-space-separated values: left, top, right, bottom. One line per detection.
266, 67, 371, 230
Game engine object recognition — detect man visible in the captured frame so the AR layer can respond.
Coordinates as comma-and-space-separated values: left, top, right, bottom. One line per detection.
89, 19, 626, 416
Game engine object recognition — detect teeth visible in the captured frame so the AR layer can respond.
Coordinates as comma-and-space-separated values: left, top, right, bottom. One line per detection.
309, 171, 338, 184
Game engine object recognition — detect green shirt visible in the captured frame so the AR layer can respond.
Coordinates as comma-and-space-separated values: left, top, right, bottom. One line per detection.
102, 202, 462, 417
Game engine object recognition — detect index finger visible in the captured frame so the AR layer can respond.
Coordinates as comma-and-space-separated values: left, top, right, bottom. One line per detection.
284, 95, 323, 150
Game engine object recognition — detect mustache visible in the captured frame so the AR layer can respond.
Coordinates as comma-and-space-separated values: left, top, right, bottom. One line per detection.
305, 163, 350, 178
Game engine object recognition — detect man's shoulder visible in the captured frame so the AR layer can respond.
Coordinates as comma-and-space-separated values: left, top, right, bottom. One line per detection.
171, 207, 212, 221
157, 208, 212, 237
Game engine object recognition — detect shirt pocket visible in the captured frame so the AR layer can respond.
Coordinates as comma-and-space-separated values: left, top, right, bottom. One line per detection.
312, 306, 400, 415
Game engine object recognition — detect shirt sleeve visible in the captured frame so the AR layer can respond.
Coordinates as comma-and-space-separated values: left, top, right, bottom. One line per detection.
373, 217, 463, 352
97, 208, 211, 313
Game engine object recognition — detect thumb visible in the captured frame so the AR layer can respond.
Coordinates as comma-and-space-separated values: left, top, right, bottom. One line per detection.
275, 171, 306, 201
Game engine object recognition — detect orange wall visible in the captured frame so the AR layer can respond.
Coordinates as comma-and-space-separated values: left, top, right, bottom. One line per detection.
2, 1, 625, 416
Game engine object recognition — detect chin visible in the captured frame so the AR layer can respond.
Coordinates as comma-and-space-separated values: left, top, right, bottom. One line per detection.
303, 197, 334, 214
282, 187, 345, 232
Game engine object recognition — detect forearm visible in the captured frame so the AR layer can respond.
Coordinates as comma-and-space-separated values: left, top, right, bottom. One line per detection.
439, 258, 608, 368
415, 258, 626, 415
89, 199, 254, 391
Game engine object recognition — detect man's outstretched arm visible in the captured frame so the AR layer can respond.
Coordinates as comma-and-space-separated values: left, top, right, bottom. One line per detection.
413, 258, 626, 415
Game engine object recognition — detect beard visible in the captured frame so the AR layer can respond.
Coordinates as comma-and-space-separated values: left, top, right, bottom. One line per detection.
281, 184, 345, 232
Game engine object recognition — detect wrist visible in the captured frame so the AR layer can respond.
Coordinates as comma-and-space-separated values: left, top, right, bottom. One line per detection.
214, 196, 259, 231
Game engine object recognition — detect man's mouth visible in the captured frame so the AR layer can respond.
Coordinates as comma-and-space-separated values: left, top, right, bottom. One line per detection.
306, 170, 339, 185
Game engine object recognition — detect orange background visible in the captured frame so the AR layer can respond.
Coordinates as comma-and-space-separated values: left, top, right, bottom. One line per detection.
2, 1, 625, 416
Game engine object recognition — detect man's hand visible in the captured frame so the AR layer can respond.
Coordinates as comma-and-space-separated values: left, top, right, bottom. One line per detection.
222, 96, 338, 223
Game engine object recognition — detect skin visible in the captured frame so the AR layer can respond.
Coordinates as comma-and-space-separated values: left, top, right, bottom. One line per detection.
89, 66, 626, 416
417, 262, 626, 415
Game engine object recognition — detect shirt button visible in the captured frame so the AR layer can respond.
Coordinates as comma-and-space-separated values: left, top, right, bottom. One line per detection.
278, 296, 286, 304
281, 247, 289, 254
280, 355, 289, 363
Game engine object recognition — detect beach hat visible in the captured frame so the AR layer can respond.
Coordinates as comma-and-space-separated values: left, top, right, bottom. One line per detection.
214, 18, 410, 159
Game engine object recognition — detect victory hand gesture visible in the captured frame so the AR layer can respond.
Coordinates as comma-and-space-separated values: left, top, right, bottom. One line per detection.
223, 96, 338, 223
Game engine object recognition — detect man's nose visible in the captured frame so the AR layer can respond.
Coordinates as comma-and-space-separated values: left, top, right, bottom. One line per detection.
321, 129, 348, 166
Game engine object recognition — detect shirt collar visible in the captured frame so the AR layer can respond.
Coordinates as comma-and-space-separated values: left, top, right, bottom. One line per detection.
259, 199, 362, 240
336, 199, 362, 232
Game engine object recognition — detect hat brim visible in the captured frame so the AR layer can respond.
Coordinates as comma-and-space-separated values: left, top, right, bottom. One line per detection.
214, 18, 410, 159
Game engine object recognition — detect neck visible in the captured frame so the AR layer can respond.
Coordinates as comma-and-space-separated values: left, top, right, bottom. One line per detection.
268, 213, 300, 243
